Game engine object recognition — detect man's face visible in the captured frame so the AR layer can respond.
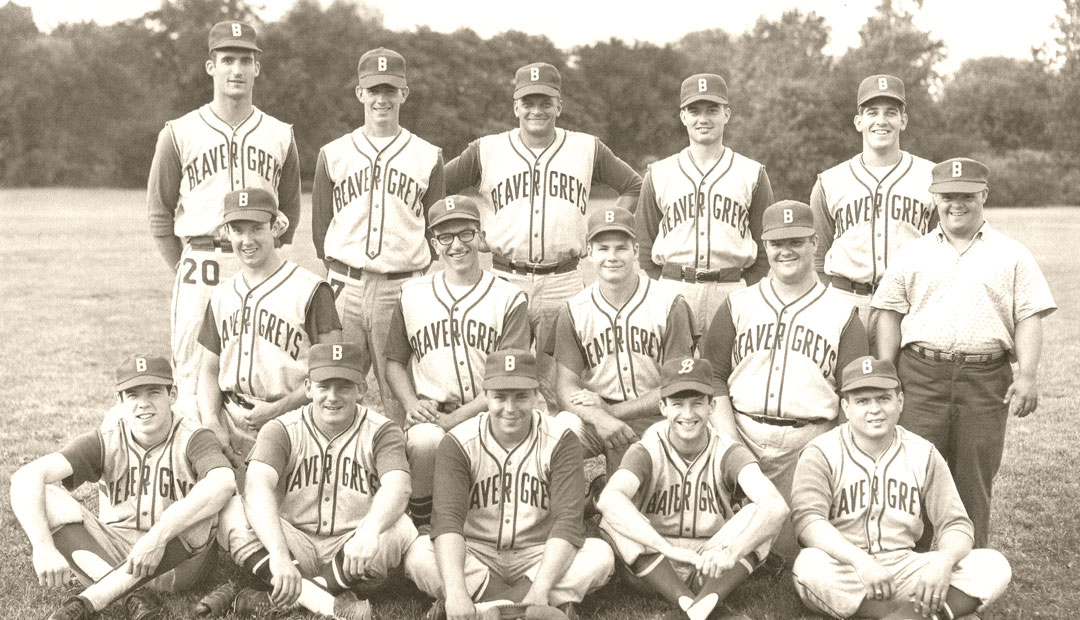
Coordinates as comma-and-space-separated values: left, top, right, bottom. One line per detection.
357, 84, 408, 127
430, 219, 483, 271
933, 190, 987, 239
854, 99, 906, 152
206, 49, 259, 100
119, 384, 176, 438
680, 100, 730, 146
660, 392, 712, 444
764, 236, 815, 284
226, 220, 275, 270
587, 231, 638, 285
841, 387, 903, 445
514, 94, 561, 136
306, 377, 361, 429
486, 388, 537, 442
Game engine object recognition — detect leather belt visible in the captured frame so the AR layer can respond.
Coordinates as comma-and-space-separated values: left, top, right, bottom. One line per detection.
187, 236, 233, 253
740, 412, 828, 428
492, 256, 579, 276
327, 259, 416, 281
828, 275, 876, 295
661, 264, 743, 283
906, 343, 1007, 364
224, 392, 253, 410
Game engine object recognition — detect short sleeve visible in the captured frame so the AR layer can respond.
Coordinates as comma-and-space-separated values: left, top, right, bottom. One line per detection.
185, 428, 232, 477
249, 421, 293, 479
59, 431, 105, 490
371, 422, 410, 475
1013, 247, 1057, 322
197, 302, 221, 354
305, 282, 342, 338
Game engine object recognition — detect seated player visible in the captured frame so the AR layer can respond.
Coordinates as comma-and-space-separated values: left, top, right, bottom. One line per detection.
197, 188, 341, 468
598, 357, 788, 620
791, 356, 1012, 619
9, 355, 236, 620
405, 350, 614, 619
216, 343, 416, 619
384, 195, 529, 530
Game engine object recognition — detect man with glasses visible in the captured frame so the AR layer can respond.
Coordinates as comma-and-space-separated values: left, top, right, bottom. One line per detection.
385, 195, 530, 530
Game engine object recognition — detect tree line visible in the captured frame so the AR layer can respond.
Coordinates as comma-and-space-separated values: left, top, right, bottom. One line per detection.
2, 0, 1078, 206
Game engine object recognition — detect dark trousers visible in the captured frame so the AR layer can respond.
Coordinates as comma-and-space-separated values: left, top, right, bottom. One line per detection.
897, 347, 1012, 549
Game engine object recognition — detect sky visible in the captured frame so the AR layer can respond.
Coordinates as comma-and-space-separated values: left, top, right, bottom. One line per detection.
15, 0, 1065, 74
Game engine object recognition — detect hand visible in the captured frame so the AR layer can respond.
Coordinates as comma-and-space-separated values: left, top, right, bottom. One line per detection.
341, 528, 380, 581
437, 405, 468, 431
1005, 374, 1038, 417
910, 552, 953, 617
661, 545, 703, 569
405, 399, 440, 428
568, 389, 603, 408
244, 401, 280, 431
854, 555, 895, 602
592, 414, 637, 450
32, 546, 72, 588
521, 584, 551, 607
444, 590, 477, 620
699, 547, 739, 579
124, 528, 167, 579
268, 552, 302, 607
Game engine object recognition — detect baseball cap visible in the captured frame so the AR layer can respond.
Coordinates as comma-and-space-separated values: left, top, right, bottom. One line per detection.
428, 195, 481, 230
223, 188, 277, 224
357, 48, 407, 89
484, 349, 540, 390
841, 356, 901, 392
680, 73, 729, 107
514, 62, 561, 98
761, 200, 816, 241
660, 358, 714, 398
858, 74, 906, 107
115, 354, 173, 392
929, 158, 989, 194
309, 343, 366, 385
208, 21, 261, 53
587, 207, 636, 241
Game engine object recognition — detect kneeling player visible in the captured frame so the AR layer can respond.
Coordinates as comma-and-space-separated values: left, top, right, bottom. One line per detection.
598, 357, 788, 620
217, 343, 416, 618
791, 357, 1011, 619
10, 355, 236, 620
405, 350, 614, 619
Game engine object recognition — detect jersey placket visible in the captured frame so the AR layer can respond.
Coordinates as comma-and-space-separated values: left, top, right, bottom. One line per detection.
362, 132, 407, 262
485, 422, 533, 550
444, 277, 479, 403
528, 137, 558, 263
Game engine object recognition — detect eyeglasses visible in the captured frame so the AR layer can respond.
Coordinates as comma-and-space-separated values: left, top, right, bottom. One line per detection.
435, 229, 479, 246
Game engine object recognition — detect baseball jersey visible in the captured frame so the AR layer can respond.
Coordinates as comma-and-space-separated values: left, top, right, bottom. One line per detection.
197, 261, 340, 400
619, 423, 756, 539
811, 152, 936, 284
790, 424, 974, 554
553, 274, 696, 403
60, 415, 229, 540
250, 405, 409, 536
445, 129, 642, 263
703, 280, 868, 421
311, 128, 444, 273
636, 147, 773, 283
384, 271, 530, 406
431, 411, 586, 550
147, 104, 301, 242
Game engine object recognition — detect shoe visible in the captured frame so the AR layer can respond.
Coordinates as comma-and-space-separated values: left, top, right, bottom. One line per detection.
584, 474, 607, 519
45, 596, 94, 620
232, 587, 273, 616
333, 591, 372, 620
556, 602, 577, 620
193, 581, 237, 617
123, 589, 164, 620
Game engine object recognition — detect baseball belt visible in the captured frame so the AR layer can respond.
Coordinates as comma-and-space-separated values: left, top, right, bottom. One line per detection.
661, 264, 743, 283
738, 411, 829, 428
906, 343, 1007, 364
492, 256, 579, 276
187, 236, 233, 252
827, 275, 877, 296
327, 258, 416, 281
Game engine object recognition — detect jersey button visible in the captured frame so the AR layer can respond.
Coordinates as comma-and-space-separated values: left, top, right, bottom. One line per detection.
504, 519, 510, 524
324, 497, 330, 502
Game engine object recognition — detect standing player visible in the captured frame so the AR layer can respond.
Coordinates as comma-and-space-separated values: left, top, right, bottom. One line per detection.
311, 47, 446, 425
197, 188, 341, 466
445, 61, 642, 405
635, 73, 774, 334
598, 357, 788, 620
873, 158, 1056, 548
384, 195, 530, 529
701, 200, 868, 559
10, 355, 235, 620
405, 350, 614, 619
791, 356, 1012, 619
217, 343, 417, 618
147, 21, 301, 411
810, 75, 936, 341
552, 207, 696, 479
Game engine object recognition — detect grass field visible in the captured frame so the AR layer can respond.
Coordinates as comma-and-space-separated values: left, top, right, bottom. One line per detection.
0, 188, 1076, 619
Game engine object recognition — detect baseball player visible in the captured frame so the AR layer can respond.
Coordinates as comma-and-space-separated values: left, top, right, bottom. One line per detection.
444, 61, 642, 407
791, 356, 1012, 619
635, 73, 774, 334
552, 207, 696, 482
216, 342, 417, 619
311, 47, 446, 426
873, 158, 1056, 549
701, 199, 869, 560
384, 195, 530, 529
404, 350, 614, 620
10, 355, 235, 620
810, 75, 936, 343
196, 188, 342, 467
147, 21, 301, 411
597, 357, 788, 620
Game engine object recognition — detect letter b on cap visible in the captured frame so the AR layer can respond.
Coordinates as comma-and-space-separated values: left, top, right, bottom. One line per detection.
861, 358, 874, 374
530, 67, 540, 81
679, 359, 695, 374
231, 23, 242, 37
332, 345, 343, 361
378, 57, 387, 71
238, 191, 249, 206
783, 208, 794, 223
136, 357, 147, 372
698, 78, 708, 92
878, 77, 889, 91
952, 161, 963, 178
604, 210, 615, 223
445, 197, 456, 211
505, 355, 516, 372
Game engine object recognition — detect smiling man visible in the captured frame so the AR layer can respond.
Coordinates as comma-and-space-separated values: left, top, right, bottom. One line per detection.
872, 158, 1056, 550
636, 73, 774, 334
311, 47, 446, 426
701, 200, 868, 561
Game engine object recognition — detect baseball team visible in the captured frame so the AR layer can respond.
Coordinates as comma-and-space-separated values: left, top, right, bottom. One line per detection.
10, 20, 1057, 620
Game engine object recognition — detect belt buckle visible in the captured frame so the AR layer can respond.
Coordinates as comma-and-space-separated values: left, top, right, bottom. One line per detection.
695, 269, 708, 282
949, 352, 964, 362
